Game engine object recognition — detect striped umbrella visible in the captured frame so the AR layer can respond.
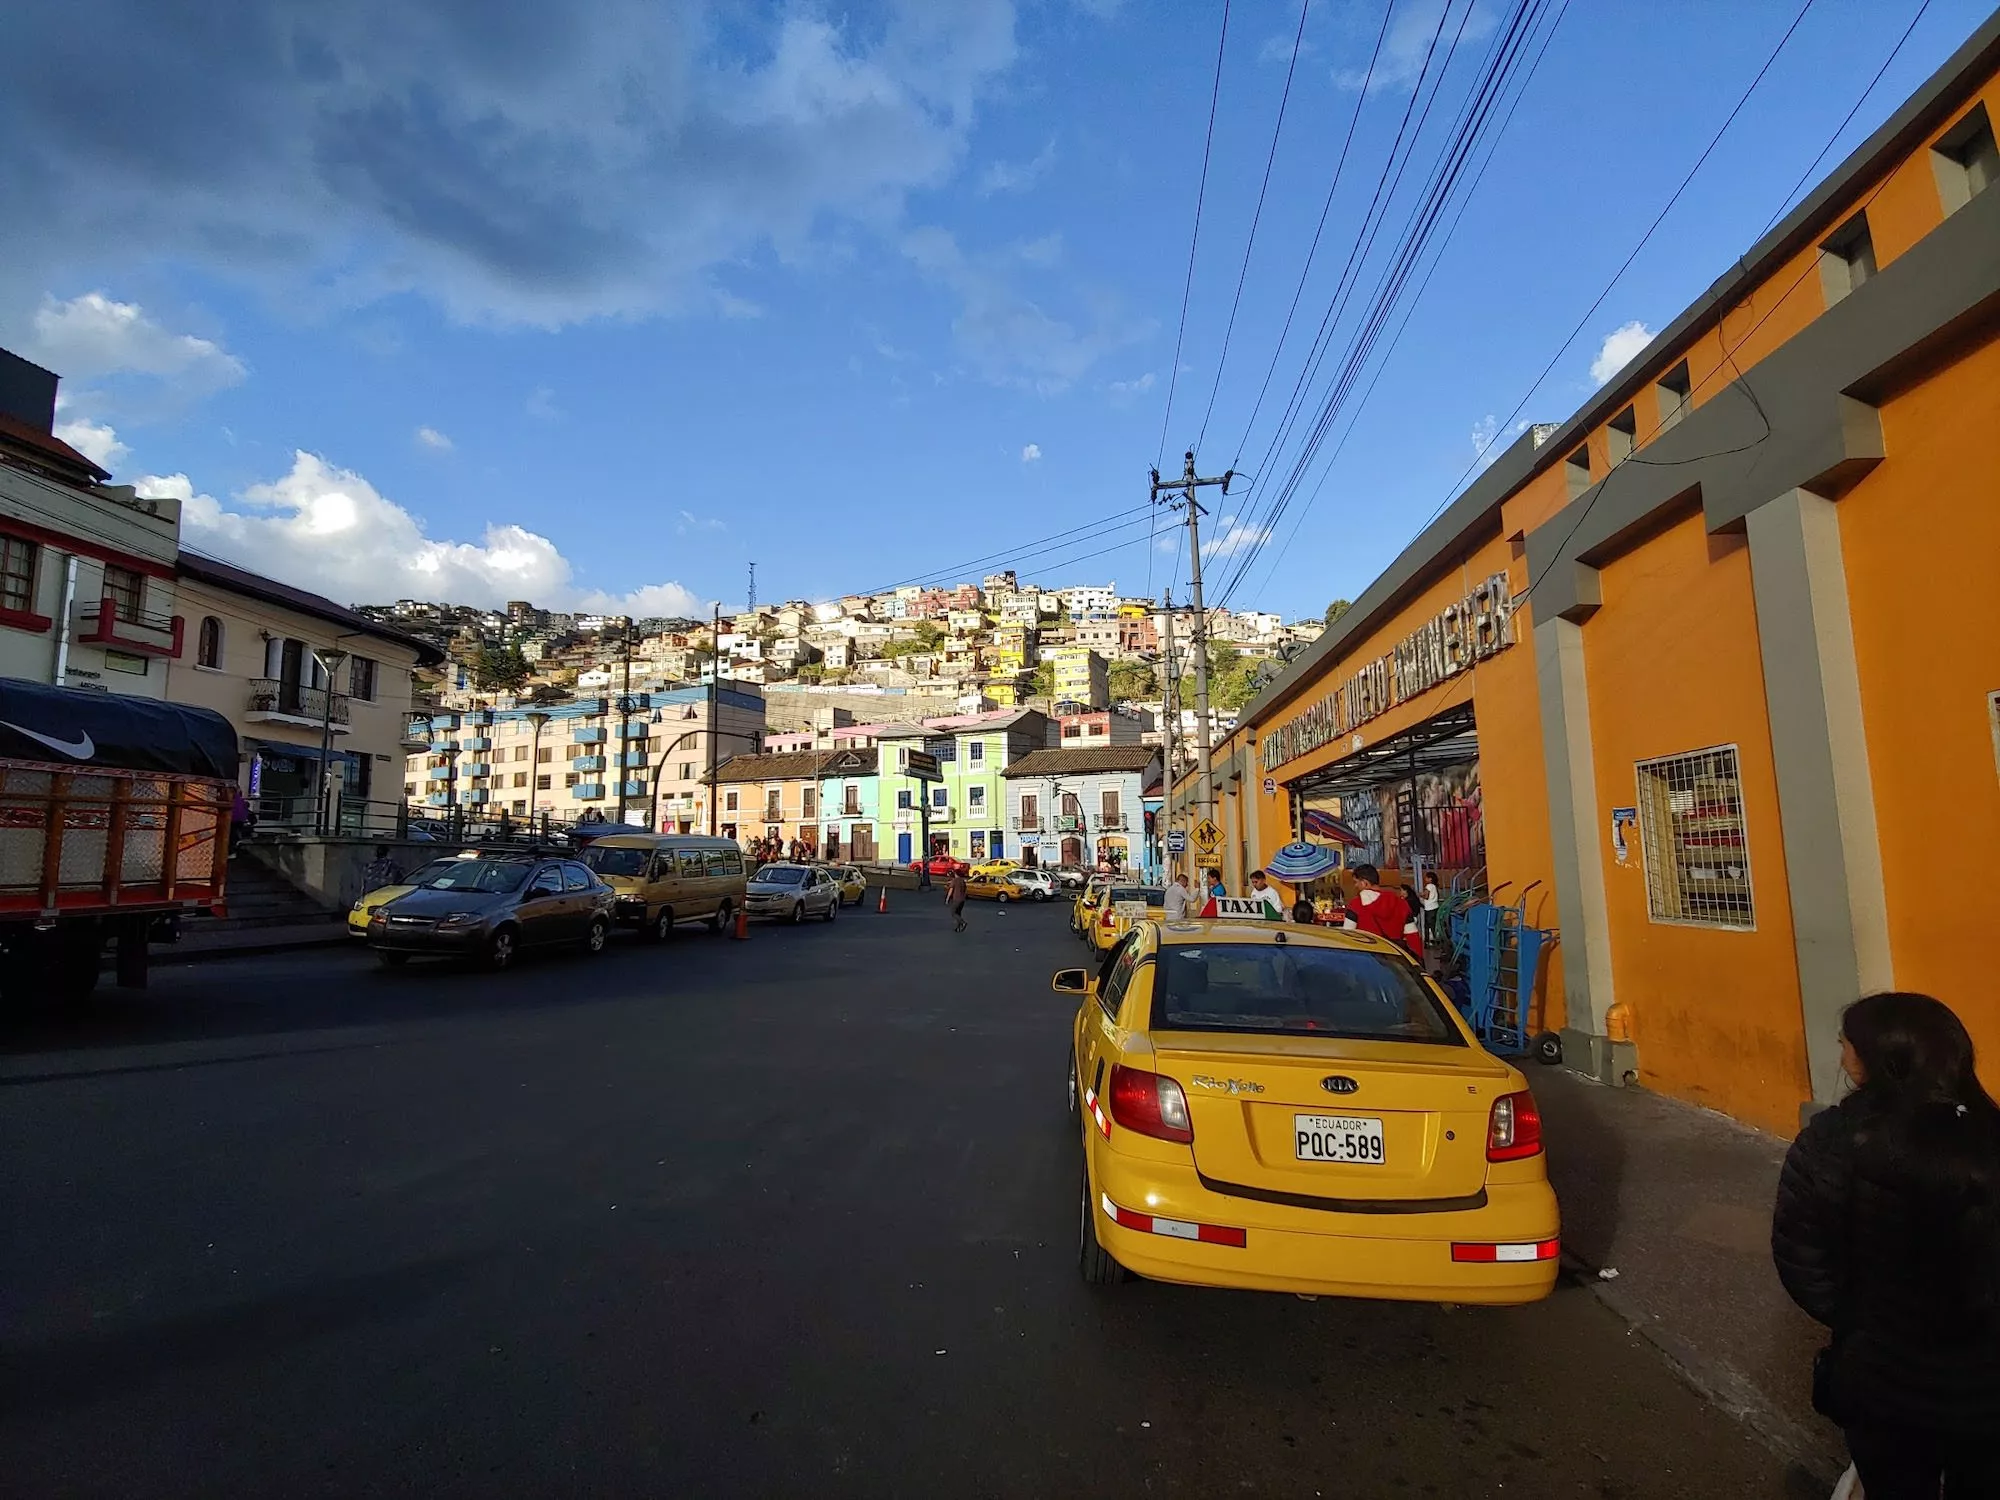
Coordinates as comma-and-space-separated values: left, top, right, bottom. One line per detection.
1301, 807, 1364, 846
1262, 840, 1344, 882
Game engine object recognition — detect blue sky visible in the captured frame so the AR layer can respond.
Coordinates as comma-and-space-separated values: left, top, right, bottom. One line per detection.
3, 0, 1987, 622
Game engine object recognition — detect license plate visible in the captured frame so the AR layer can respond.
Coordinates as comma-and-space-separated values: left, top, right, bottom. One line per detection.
1294, 1113, 1386, 1164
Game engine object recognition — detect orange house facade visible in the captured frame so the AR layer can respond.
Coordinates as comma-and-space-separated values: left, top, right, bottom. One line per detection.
1182, 16, 2000, 1136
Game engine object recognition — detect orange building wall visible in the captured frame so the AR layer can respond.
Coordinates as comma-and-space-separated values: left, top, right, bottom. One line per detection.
1839, 335, 2000, 1082
1580, 510, 1810, 1134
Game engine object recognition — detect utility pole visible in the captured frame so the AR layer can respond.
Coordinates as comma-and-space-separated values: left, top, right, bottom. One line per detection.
707, 601, 721, 836
1150, 450, 1233, 845
616, 619, 634, 825
1160, 589, 1178, 883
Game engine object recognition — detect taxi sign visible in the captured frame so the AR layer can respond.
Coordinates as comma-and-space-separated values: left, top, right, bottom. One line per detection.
1204, 895, 1283, 921
1191, 817, 1223, 856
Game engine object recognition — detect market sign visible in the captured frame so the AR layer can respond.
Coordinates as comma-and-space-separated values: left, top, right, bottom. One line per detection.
1262, 572, 1515, 773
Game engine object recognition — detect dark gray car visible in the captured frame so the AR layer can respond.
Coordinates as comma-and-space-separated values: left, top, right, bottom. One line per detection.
368, 855, 615, 969
744, 862, 841, 924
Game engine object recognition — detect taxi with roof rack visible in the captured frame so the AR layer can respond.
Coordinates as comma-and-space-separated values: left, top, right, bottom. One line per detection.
1057, 913, 1558, 1304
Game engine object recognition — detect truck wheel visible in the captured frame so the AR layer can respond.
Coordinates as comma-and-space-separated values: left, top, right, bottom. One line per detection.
1533, 1031, 1564, 1066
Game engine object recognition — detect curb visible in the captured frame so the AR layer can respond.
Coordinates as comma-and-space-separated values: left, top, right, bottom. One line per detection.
1560, 1252, 1843, 1487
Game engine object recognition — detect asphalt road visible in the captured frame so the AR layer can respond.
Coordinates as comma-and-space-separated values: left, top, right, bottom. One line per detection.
2, 896, 1817, 1498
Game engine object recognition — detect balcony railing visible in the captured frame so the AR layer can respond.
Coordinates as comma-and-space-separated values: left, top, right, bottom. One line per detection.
427, 766, 454, 781
576, 783, 606, 800
78, 596, 182, 657
572, 727, 607, 745
248, 678, 351, 727
572, 754, 607, 773
462, 762, 492, 778
1012, 817, 1042, 832
1055, 813, 1083, 832
463, 736, 494, 751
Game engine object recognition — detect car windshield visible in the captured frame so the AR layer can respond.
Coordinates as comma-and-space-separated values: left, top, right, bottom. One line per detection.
1109, 887, 1165, 906
1154, 943, 1464, 1044
404, 860, 463, 887
582, 845, 651, 878
422, 860, 530, 894
758, 866, 807, 885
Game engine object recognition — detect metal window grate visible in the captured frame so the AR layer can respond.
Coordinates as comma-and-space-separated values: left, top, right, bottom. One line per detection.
1633, 745, 1755, 930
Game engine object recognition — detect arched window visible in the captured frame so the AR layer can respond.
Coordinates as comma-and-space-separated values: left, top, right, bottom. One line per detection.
196, 615, 223, 669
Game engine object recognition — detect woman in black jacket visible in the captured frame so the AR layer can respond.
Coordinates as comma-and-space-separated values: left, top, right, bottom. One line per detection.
1772, 991, 2000, 1498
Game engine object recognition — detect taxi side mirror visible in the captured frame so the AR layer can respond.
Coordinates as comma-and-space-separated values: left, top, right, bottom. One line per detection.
1051, 967, 1088, 994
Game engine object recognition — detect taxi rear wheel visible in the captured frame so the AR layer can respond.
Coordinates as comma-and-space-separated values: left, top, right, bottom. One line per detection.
1079, 1163, 1128, 1286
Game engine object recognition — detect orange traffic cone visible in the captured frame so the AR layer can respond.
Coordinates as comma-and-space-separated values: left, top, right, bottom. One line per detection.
733, 907, 750, 940
877, 885, 888, 914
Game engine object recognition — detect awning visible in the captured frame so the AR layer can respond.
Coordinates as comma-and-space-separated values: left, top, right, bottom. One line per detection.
1286, 703, 1478, 800
244, 736, 362, 766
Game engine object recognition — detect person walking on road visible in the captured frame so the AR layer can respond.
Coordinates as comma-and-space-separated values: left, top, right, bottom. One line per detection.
945, 868, 969, 933
1772, 991, 2000, 1499
1341, 864, 1423, 959
1164, 872, 1193, 921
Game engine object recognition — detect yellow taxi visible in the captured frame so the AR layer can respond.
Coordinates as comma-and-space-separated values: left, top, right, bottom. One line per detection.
819, 863, 869, 906
1083, 882, 1166, 955
1058, 917, 1559, 1304
969, 857, 1019, 881
1070, 875, 1114, 939
346, 856, 463, 935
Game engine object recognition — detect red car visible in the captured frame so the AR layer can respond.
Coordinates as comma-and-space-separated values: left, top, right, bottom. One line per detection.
908, 854, 969, 877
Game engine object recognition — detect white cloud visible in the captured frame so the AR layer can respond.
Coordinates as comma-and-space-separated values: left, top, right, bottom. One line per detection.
1106, 371, 1156, 405
979, 138, 1057, 196
1260, 33, 1316, 65
2, 3, 1025, 328
525, 386, 561, 421
1335, 0, 1497, 93
53, 417, 128, 469
414, 425, 453, 451
1202, 514, 1273, 561
1470, 413, 1501, 468
142, 451, 704, 617
29, 292, 245, 395
676, 510, 726, 534
1020, 443, 1042, 463
900, 225, 1149, 393
1590, 320, 1654, 385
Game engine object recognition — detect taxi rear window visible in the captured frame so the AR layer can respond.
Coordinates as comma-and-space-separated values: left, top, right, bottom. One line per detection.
1109, 887, 1165, 905
1153, 943, 1463, 1045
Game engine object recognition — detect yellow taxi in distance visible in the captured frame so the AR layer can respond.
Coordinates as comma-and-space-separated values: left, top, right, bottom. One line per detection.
1071, 875, 1115, 938
1085, 884, 1166, 955
346, 857, 463, 936
818, 864, 869, 906
969, 857, 1019, 881
1059, 918, 1559, 1305
964, 870, 1023, 902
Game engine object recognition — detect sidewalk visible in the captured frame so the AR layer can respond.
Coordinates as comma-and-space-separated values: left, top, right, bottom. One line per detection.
151, 917, 350, 963
1535, 1064, 1845, 1485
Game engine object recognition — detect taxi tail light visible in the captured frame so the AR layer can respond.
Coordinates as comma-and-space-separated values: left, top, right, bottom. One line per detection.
1108, 1064, 1193, 1144
1486, 1089, 1544, 1162
1451, 1238, 1559, 1263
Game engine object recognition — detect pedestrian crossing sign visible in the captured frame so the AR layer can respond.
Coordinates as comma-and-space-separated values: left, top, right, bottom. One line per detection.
1191, 817, 1223, 856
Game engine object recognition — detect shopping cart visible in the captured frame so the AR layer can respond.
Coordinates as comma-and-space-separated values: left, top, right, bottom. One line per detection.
1459, 881, 1561, 1065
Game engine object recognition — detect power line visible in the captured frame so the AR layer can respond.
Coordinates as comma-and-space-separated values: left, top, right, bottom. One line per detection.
1154, 0, 1233, 469
1216, 0, 1547, 605
1192, 0, 1310, 454
848, 505, 1155, 599
1403, 0, 1822, 542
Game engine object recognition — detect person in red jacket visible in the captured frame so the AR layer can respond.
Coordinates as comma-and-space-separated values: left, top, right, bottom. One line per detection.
1342, 863, 1423, 959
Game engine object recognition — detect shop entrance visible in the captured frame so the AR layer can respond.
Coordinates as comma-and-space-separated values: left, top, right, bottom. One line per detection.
1287, 703, 1484, 882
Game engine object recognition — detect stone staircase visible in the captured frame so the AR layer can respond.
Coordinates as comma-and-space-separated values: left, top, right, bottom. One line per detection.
190, 855, 340, 934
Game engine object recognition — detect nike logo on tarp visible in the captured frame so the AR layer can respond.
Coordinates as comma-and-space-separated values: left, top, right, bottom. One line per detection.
0, 721, 96, 759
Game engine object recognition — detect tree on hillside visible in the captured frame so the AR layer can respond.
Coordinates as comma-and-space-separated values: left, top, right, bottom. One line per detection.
1324, 598, 1352, 629
911, 620, 945, 648
1029, 660, 1055, 700
1106, 660, 1157, 704
474, 643, 531, 692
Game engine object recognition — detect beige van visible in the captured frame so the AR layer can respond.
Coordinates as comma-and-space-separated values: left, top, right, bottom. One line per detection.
577, 834, 747, 939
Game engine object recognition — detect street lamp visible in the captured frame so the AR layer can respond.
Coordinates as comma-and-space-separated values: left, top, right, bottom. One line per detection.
312, 646, 350, 835
525, 711, 552, 831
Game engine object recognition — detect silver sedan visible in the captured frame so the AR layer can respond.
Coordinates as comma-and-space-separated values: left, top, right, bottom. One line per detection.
743, 863, 842, 924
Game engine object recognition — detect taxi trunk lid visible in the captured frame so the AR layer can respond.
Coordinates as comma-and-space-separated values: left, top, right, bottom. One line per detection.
1151, 1033, 1509, 1205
